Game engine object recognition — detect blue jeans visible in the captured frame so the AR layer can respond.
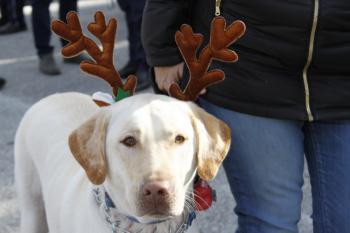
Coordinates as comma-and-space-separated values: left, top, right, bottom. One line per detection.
200, 99, 350, 233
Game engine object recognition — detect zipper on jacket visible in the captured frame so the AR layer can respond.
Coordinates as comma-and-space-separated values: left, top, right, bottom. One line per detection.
302, 0, 319, 122
215, 0, 221, 16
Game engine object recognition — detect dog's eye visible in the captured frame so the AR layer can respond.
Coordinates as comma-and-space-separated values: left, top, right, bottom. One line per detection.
121, 136, 137, 147
175, 135, 186, 144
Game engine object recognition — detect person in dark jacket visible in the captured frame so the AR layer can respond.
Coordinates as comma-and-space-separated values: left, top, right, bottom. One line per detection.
142, 0, 350, 232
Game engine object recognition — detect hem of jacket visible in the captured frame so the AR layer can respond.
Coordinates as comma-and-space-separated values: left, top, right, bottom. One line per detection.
146, 52, 183, 67
201, 93, 308, 121
202, 93, 350, 122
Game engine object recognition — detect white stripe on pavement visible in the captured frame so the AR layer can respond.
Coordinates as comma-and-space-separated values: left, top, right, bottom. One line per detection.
0, 40, 129, 66
23, 0, 114, 15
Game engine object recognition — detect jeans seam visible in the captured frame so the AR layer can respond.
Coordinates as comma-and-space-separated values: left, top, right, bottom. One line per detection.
309, 125, 331, 233
233, 176, 247, 233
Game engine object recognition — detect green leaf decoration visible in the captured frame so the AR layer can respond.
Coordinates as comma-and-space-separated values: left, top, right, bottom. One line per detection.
114, 88, 131, 102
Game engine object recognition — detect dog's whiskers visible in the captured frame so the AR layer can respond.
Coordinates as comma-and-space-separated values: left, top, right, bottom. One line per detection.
192, 192, 211, 210
184, 193, 196, 212
185, 191, 211, 211
184, 199, 195, 211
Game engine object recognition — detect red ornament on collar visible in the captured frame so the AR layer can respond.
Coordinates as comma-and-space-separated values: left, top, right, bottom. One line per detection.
194, 179, 216, 211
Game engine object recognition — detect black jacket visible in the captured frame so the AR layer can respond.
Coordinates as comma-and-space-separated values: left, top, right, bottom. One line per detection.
142, 0, 350, 121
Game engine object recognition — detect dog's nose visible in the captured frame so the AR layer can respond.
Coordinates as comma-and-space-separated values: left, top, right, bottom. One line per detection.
139, 181, 173, 215
142, 181, 170, 198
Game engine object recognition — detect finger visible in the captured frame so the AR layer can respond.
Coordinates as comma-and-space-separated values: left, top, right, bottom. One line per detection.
164, 79, 174, 92
155, 75, 166, 91
178, 62, 185, 78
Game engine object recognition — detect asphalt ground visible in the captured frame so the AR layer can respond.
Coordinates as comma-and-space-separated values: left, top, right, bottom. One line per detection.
0, 1, 313, 232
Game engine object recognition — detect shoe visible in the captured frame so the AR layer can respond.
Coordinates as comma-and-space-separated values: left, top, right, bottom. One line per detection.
39, 53, 61, 75
119, 61, 138, 79
63, 53, 90, 64
135, 67, 151, 91
0, 21, 27, 35
0, 77, 6, 90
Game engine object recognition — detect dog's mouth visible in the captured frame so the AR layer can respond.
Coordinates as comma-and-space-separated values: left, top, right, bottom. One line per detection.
135, 212, 174, 224
147, 209, 173, 216
135, 196, 184, 223
134, 197, 193, 225
137, 202, 175, 218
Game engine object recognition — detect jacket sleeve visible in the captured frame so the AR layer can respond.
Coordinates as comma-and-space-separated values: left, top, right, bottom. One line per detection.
141, 0, 191, 67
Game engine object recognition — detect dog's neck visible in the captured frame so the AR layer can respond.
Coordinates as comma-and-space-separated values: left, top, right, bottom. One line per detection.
93, 187, 196, 233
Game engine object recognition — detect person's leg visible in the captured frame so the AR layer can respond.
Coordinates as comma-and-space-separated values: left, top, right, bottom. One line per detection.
123, 0, 146, 66
15, 0, 26, 25
200, 99, 305, 233
8, 0, 25, 24
117, 0, 133, 62
31, 0, 60, 75
117, 0, 138, 77
7, 0, 16, 22
0, 0, 25, 33
117, 0, 150, 90
58, 0, 88, 64
304, 121, 350, 233
0, 0, 8, 25
31, 0, 53, 56
120, 0, 149, 89
59, 0, 77, 47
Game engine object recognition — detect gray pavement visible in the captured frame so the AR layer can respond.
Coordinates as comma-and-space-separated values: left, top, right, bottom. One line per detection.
0, 2, 313, 232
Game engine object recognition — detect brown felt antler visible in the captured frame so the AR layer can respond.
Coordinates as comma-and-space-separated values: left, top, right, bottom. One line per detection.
51, 11, 137, 106
169, 17, 246, 101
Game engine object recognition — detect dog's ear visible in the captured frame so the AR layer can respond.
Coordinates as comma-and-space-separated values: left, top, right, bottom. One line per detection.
68, 111, 110, 185
190, 104, 231, 181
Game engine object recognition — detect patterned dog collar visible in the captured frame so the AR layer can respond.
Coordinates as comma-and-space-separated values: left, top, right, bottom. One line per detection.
92, 187, 196, 233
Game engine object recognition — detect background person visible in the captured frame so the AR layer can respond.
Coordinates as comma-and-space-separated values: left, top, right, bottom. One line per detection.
116, 0, 150, 91
0, 0, 26, 34
31, 0, 86, 75
142, 1, 350, 233
0, 0, 8, 26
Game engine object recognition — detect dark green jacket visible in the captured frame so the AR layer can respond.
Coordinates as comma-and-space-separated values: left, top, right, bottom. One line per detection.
142, 0, 350, 121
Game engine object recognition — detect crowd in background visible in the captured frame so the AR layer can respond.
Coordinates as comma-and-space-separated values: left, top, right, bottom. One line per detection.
0, 0, 151, 91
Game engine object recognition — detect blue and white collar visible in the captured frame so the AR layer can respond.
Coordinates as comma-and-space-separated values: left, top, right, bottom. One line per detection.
92, 187, 196, 233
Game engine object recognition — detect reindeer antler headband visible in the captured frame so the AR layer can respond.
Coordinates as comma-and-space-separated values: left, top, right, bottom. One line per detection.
51, 11, 136, 106
51, 11, 246, 105
170, 18, 245, 101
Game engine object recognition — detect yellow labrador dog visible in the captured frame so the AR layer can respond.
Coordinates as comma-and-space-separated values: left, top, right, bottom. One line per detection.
15, 92, 231, 233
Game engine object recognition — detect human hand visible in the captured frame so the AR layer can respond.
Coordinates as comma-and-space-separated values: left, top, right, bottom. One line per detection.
154, 63, 184, 93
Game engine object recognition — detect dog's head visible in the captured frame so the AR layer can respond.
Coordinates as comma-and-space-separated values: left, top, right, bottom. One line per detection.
69, 94, 230, 223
